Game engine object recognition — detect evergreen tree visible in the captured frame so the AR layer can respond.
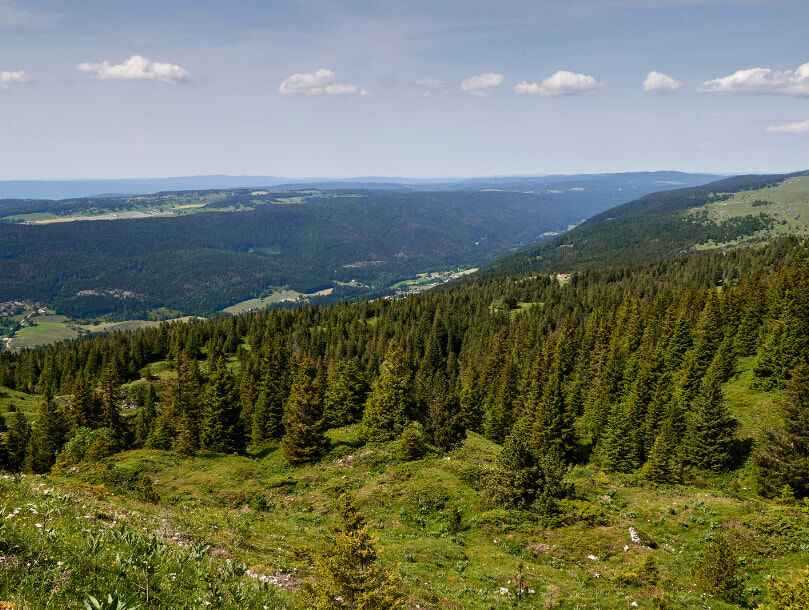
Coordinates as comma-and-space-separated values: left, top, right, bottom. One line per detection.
459, 369, 485, 433
99, 363, 124, 441
492, 425, 541, 511
755, 364, 809, 498
170, 353, 202, 455
31, 396, 68, 472
360, 344, 411, 444
688, 361, 737, 472
694, 530, 743, 604
5, 408, 31, 472
322, 360, 368, 428
526, 367, 575, 461
200, 357, 242, 453
134, 385, 157, 448
425, 374, 466, 450
281, 358, 330, 464
307, 496, 404, 609
70, 376, 97, 430
238, 361, 258, 445
252, 338, 290, 444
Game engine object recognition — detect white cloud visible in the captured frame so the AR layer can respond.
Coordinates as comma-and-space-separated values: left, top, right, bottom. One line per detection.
514, 70, 602, 96
0, 70, 28, 89
76, 55, 189, 84
643, 71, 682, 92
279, 68, 367, 96
699, 62, 809, 96
461, 72, 504, 96
766, 120, 809, 134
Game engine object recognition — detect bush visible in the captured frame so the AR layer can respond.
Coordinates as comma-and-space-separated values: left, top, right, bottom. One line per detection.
762, 567, 809, 609
694, 530, 743, 604
57, 427, 117, 466
396, 422, 426, 461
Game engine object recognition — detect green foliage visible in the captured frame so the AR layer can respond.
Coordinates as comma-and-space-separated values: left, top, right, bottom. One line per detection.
694, 530, 743, 604
360, 344, 411, 444
755, 364, 809, 498
762, 567, 809, 609
396, 421, 427, 461
200, 356, 242, 453
84, 593, 139, 610
323, 360, 368, 428
307, 496, 404, 609
281, 357, 330, 464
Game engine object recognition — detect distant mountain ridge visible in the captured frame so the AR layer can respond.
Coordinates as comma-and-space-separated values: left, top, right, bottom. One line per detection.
0, 171, 721, 200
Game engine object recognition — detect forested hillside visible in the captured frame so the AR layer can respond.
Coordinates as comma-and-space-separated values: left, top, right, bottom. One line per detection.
0, 172, 719, 319
2, 236, 809, 607
483, 170, 809, 278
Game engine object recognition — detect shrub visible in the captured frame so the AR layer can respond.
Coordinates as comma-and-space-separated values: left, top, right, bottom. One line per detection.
694, 530, 743, 604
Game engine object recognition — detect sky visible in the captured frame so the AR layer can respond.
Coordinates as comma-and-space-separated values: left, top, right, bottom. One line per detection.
1, 0, 808, 179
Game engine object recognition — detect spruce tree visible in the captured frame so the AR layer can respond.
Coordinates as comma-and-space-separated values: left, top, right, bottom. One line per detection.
238, 360, 258, 444
322, 360, 368, 428
425, 373, 466, 450
360, 344, 411, 444
491, 424, 540, 510
688, 361, 737, 472
5, 408, 31, 472
32, 396, 68, 472
134, 385, 157, 448
170, 353, 202, 455
754, 364, 809, 498
308, 496, 403, 609
252, 338, 290, 444
694, 530, 743, 604
526, 367, 575, 461
200, 357, 242, 453
281, 358, 330, 464
99, 363, 124, 442
70, 377, 97, 430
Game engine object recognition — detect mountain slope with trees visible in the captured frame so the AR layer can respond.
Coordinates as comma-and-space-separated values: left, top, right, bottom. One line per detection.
2, 235, 809, 607
481, 170, 809, 279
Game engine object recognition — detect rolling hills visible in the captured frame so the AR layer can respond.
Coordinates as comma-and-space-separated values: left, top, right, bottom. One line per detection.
0, 172, 718, 320
481, 170, 809, 278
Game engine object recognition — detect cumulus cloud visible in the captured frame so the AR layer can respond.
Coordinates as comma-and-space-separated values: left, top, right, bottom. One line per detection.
461, 73, 504, 96
766, 120, 809, 134
643, 71, 682, 92
514, 70, 602, 96
699, 62, 809, 96
76, 55, 189, 84
279, 68, 367, 96
0, 70, 28, 89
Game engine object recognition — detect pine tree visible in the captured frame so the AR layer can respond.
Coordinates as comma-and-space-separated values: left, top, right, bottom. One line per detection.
526, 367, 575, 461
491, 424, 540, 511
238, 361, 258, 445
99, 363, 124, 441
5, 408, 32, 472
200, 357, 242, 453
134, 385, 157, 448
754, 364, 809, 498
459, 369, 485, 433
694, 530, 743, 604
322, 360, 368, 428
425, 374, 466, 450
252, 338, 290, 444
360, 344, 411, 444
688, 361, 737, 472
307, 496, 404, 609
31, 396, 68, 472
170, 353, 202, 455
281, 358, 330, 464
70, 377, 97, 430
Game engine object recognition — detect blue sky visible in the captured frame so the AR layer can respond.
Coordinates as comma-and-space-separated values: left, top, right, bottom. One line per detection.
1, 0, 808, 179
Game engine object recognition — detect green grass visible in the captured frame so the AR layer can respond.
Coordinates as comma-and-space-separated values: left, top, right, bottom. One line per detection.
692, 175, 809, 249
2, 357, 808, 608
6, 315, 80, 350
221, 288, 306, 315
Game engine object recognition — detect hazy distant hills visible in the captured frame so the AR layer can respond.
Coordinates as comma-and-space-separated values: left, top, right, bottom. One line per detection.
0, 171, 720, 201
481, 170, 809, 278
0, 172, 720, 318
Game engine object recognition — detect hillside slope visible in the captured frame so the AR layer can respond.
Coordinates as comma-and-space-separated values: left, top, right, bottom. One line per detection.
0, 172, 719, 318
481, 170, 809, 278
